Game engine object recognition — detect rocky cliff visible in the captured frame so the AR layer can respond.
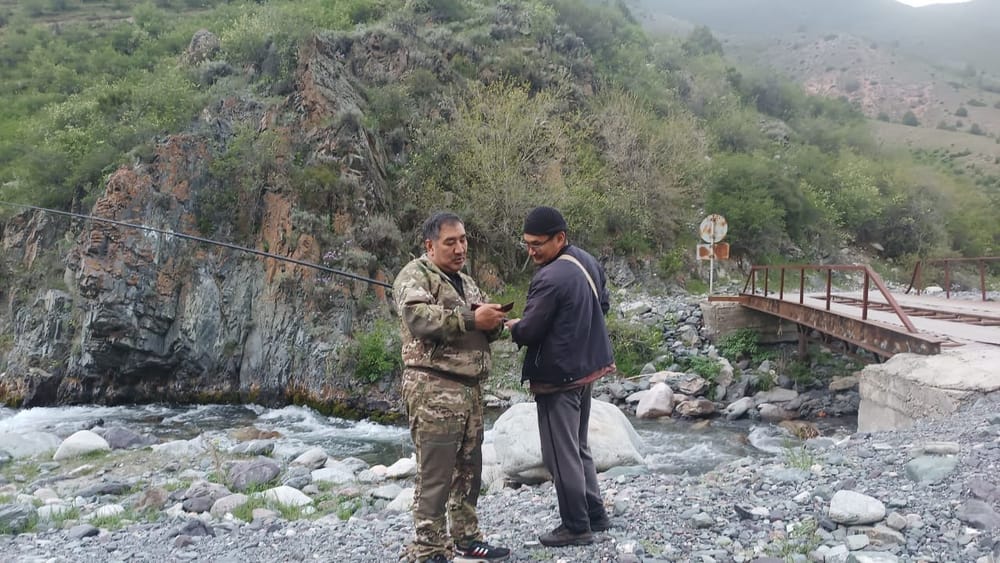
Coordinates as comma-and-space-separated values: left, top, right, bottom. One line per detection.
0, 32, 417, 418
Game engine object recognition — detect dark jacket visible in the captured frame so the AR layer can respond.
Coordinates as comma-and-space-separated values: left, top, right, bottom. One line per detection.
509, 244, 614, 385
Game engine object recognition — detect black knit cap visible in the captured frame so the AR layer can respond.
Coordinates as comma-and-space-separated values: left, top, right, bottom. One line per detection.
523, 206, 567, 235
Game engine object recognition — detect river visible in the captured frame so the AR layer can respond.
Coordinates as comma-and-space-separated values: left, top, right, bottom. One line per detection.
0, 403, 855, 473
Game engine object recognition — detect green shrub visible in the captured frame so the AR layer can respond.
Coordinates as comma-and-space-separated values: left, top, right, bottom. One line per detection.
351, 318, 402, 383
901, 111, 919, 126
607, 318, 662, 377
955, 106, 968, 117
687, 356, 721, 381
717, 328, 759, 361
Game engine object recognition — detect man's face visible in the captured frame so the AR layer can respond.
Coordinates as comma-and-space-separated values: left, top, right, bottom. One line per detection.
426, 221, 468, 274
522, 231, 564, 265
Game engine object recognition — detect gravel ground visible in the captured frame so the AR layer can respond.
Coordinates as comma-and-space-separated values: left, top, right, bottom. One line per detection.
4, 394, 1000, 563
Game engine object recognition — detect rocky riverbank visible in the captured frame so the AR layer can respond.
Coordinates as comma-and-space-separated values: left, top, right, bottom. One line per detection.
3, 393, 999, 563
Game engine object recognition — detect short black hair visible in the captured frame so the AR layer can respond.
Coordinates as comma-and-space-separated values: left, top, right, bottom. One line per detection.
422, 211, 463, 242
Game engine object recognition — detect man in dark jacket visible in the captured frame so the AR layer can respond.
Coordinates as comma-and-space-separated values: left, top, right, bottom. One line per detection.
504, 206, 615, 547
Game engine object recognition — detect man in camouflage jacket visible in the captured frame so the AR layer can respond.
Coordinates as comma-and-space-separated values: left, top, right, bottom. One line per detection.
393, 211, 510, 563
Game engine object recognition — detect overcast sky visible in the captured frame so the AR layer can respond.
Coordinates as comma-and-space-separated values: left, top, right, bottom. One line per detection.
896, 0, 972, 6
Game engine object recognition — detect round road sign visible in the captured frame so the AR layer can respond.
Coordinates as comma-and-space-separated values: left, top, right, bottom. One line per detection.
699, 214, 728, 243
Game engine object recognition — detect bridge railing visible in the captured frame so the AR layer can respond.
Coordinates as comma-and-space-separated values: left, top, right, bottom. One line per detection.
741, 264, 918, 333
906, 257, 1000, 301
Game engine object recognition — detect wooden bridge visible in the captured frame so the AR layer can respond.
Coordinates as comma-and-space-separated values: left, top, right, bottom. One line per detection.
708, 260, 1000, 360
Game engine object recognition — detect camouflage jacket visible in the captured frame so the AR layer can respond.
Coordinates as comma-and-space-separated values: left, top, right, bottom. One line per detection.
393, 255, 502, 382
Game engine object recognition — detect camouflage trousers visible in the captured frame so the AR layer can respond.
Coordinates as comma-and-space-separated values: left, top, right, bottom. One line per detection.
401, 369, 484, 562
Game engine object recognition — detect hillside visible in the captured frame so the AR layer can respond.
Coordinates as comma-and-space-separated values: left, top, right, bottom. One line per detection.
634, 0, 1000, 120
0, 0, 998, 409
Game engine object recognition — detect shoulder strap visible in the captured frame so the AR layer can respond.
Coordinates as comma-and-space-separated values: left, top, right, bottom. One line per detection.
557, 254, 599, 301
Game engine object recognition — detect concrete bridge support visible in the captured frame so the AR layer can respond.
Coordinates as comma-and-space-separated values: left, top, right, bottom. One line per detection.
700, 301, 798, 345
858, 344, 1000, 432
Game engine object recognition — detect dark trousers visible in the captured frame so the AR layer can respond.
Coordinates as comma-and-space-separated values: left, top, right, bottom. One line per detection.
535, 383, 606, 532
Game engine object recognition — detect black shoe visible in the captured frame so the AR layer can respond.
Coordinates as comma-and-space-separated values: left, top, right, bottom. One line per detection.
453, 540, 510, 562
590, 515, 613, 532
424, 555, 450, 563
538, 524, 594, 547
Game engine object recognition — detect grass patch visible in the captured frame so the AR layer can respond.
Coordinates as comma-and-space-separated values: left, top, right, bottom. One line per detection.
163, 478, 193, 492
766, 518, 821, 559
89, 507, 138, 530
0, 512, 39, 535
783, 445, 816, 470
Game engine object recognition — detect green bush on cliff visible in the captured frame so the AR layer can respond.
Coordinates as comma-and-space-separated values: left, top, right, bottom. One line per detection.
350, 319, 402, 384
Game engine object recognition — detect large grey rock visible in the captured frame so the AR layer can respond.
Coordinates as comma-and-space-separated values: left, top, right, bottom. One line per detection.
228, 458, 280, 492
904, 455, 958, 484
828, 490, 885, 525
152, 437, 207, 457
53, 430, 110, 461
636, 382, 673, 419
76, 480, 133, 498
493, 400, 645, 483
955, 499, 1000, 530
68, 524, 99, 539
291, 447, 328, 470
263, 485, 312, 508
723, 397, 754, 420
95, 426, 156, 450
675, 398, 715, 417
753, 388, 799, 405
386, 488, 414, 512
210, 493, 249, 518
311, 466, 355, 485
0, 504, 37, 533
228, 439, 275, 456
0, 431, 62, 459
385, 457, 417, 479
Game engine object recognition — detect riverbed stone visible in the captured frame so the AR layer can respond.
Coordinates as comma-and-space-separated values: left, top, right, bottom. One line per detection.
955, 499, 1000, 530
385, 457, 417, 479
95, 426, 156, 450
636, 382, 673, 419
53, 430, 110, 461
210, 493, 249, 518
829, 491, 885, 525
263, 485, 312, 508
228, 458, 280, 492
904, 455, 958, 484
492, 400, 645, 483
291, 447, 328, 470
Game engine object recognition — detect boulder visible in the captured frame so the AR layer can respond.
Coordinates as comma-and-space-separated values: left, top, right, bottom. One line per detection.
228, 458, 280, 492
492, 400, 645, 483
675, 398, 715, 417
828, 490, 885, 525
636, 383, 673, 419
53, 430, 110, 461
291, 447, 328, 470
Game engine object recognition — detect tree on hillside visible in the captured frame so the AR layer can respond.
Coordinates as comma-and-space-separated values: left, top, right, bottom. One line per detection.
682, 25, 724, 57
901, 111, 919, 127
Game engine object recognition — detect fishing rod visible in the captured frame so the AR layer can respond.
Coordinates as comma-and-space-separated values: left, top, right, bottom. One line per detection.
0, 201, 393, 289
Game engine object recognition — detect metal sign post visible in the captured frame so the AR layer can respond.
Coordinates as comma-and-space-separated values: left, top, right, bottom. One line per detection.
697, 214, 728, 295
